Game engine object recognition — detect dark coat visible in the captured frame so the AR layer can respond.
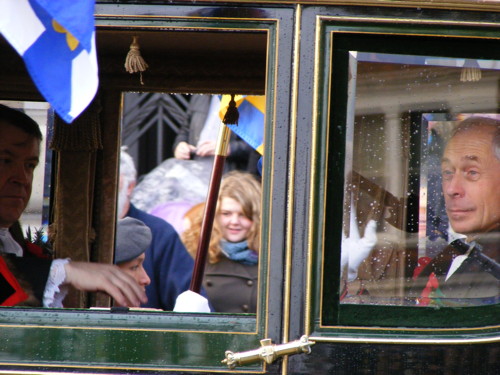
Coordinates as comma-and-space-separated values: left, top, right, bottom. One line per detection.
203, 256, 258, 313
2, 254, 51, 306
412, 238, 499, 306
1, 225, 51, 306
128, 204, 198, 310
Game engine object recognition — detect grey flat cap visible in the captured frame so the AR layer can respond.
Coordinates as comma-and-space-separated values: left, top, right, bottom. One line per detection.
114, 217, 152, 264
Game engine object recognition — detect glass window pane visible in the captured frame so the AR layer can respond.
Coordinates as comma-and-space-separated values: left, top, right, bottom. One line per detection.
340, 53, 500, 307
118, 93, 264, 314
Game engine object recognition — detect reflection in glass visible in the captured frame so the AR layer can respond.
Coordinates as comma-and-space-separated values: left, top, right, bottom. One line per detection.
340, 53, 500, 307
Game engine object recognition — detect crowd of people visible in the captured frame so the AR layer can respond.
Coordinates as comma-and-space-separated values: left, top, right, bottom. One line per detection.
0, 98, 263, 313
1, 97, 498, 311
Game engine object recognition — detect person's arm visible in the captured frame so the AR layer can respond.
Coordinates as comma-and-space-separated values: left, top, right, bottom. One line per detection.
173, 95, 212, 157
341, 200, 377, 282
173, 105, 194, 154
43, 259, 148, 308
63, 261, 147, 307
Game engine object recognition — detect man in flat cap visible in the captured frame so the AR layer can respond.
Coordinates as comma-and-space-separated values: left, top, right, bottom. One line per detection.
114, 217, 151, 293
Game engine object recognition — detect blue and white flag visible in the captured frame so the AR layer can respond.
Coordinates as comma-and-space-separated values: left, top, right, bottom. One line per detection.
219, 95, 265, 155
0, 0, 98, 123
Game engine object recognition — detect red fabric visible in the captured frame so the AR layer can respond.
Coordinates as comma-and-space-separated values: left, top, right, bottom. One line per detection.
0, 256, 29, 306
417, 272, 439, 306
412, 256, 431, 280
25, 241, 50, 259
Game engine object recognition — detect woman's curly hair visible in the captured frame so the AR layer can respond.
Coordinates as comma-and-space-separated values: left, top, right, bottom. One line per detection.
181, 171, 261, 263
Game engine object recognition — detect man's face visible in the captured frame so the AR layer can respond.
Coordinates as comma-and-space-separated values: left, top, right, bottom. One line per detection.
0, 122, 40, 228
441, 126, 500, 236
117, 253, 151, 290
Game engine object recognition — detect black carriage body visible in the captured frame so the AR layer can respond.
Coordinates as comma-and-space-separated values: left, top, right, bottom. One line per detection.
0, 1, 498, 374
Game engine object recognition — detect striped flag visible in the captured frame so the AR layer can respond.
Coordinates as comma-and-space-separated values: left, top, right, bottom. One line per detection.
219, 95, 265, 155
0, 0, 98, 123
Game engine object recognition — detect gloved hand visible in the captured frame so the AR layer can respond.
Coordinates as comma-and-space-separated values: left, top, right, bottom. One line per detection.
173, 290, 211, 313
341, 201, 377, 281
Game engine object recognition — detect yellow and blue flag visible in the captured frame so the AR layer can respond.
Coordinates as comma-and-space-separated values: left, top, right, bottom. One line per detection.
219, 95, 265, 155
0, 0, 98, 123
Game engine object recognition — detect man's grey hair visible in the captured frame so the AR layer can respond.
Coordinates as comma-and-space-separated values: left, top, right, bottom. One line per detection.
452, 116, 500, 161
120, 146, 137, 183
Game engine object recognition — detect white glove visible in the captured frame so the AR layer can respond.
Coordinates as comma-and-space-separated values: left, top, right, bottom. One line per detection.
341, 200, 377, 281
173, 290, 211, 313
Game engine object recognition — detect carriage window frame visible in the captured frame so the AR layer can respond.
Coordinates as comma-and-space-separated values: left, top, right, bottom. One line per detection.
0, 3, 294, 371
314, 24, 500, 332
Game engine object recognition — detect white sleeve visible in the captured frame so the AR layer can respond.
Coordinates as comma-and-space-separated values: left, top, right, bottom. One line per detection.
173, 290, 211, 312
43, 258, 70, 308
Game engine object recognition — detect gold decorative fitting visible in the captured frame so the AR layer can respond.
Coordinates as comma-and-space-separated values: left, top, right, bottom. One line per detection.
222, 335, 315, 369
460, 59, 481, 82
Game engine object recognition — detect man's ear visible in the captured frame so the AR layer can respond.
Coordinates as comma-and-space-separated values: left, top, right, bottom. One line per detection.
127, 181, 136, 197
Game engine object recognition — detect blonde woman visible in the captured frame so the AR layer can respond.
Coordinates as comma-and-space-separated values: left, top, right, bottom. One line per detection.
182, 171, 261, 313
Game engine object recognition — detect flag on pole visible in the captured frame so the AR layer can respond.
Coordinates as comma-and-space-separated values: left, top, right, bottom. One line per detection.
219, 95, 265, 155
0, 0, 98, 123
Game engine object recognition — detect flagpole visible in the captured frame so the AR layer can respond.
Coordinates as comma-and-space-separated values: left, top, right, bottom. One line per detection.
189, 115, 233, 293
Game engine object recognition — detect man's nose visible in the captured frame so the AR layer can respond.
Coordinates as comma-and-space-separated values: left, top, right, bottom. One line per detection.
140, 268, 151, 286
444, 174, 464, 198
11, 163, 30, 185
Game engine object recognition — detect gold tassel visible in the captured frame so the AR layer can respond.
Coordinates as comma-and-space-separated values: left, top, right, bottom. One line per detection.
124, 36, 149, 85
460, 59, 481, 82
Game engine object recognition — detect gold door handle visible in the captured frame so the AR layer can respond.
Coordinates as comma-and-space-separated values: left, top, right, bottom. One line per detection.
222, 335, 315, 369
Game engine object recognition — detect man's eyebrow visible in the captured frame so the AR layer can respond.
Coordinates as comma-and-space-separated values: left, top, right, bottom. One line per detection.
441, 155, 480, 163
461, 155, 480, 163
0, 149, 39, 162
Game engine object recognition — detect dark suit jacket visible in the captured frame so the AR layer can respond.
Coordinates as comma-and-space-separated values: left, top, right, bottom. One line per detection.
412, 238, 499, 306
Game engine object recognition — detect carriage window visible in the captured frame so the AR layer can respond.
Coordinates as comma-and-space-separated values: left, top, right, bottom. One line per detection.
339, 52, 500, 307
118, 93, 264, 313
